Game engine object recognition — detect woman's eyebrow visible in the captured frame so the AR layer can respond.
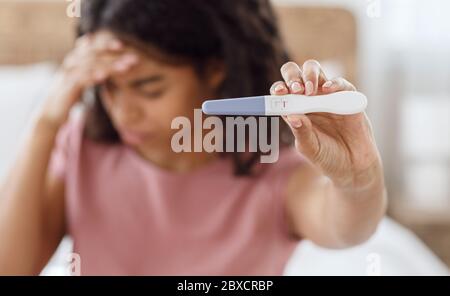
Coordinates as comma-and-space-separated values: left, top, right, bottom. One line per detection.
129, 75, 164, 87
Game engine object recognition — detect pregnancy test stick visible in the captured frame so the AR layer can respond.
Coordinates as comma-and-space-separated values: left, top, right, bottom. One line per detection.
202, 91, 368, 116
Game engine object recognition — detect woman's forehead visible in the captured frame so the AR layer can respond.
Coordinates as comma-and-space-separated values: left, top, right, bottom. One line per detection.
109, 57, 196, 87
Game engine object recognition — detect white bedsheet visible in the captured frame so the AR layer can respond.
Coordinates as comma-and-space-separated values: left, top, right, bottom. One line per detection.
284, 217, 449, 276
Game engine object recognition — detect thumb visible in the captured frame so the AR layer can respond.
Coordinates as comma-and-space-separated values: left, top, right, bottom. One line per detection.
283, 115, 320, 157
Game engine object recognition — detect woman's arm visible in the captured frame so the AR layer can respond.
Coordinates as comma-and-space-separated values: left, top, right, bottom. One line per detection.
0, 32, 139, 274
284, 158, 386, 249
271, 60, 387, 249
0, 118, 66, 275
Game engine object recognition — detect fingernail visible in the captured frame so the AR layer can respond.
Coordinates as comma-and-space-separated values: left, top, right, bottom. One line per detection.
305, 81, 314, 96
287, 115, 303, 129
115, 62, 130, 71
274, 84, 285, 93
109, 40, 123, 50
121, 54, 138, 64
94, 71, 106, 81
323, 81, 333, 88
291, 81, 303, 93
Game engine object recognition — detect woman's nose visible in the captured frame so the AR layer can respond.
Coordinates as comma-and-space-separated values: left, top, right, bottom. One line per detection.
114, 97, 142, 125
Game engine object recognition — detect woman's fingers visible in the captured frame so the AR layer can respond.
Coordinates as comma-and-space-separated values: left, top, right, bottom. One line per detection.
280, 62, 305, 94
87, 31, 124, 53
68, 36, 125, 69
279, 59, 329, 96
112, 54, 139, 72
85, 53, 139, 84
274, 60, 360, 162
74, 32, 126, 62
278, 61, 320, 152
68, 33, 139, 86
302, 59, 328, 96
321, 77, 357, 93
270, 81, 289, 95
66, 50, 139, 87
84, 33, 139, 83
283, 114, 319, 155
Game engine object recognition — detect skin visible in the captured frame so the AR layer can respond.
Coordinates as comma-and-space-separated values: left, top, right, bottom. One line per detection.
272, 61, 387, 247
0, 32, 386, 275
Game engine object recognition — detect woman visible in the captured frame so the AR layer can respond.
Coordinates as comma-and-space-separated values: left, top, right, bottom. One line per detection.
0, 0, 386, 275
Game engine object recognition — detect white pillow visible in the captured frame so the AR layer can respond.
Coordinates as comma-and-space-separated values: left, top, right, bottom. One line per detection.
0, 63, 57, 179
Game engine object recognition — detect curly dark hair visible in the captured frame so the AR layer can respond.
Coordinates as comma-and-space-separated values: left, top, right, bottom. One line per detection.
77, 0, 293, 175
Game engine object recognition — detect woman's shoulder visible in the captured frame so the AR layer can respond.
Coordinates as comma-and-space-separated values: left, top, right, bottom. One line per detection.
53, 108, 114, 159
54, 109, 86, 149
48, 108, 88, 180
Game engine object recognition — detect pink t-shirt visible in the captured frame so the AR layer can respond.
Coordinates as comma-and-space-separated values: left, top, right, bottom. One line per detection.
49, 115, 304, 275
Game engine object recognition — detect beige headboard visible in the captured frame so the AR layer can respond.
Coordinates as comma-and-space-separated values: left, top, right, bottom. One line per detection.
0, 1, 357, 83
0, 1, 75, 65
275, 6, 357, 84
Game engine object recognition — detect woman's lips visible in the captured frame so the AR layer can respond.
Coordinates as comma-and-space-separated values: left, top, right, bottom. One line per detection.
119, 129, 152, 145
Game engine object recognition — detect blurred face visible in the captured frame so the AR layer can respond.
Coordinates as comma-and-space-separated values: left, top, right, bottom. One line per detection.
100, 46, 224, 154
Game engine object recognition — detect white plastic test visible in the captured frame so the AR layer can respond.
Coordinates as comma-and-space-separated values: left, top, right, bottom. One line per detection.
202, 91, 368, 116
